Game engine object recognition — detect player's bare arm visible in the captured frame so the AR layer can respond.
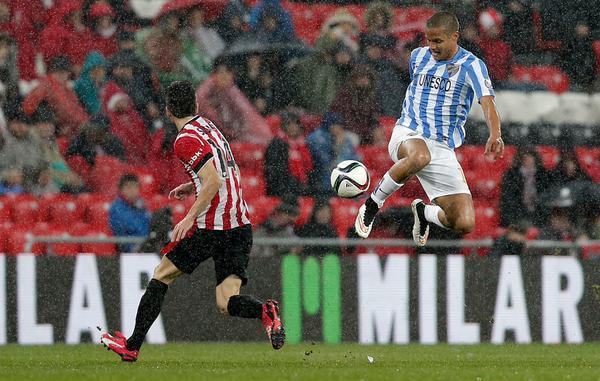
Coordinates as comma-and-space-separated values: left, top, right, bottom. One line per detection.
168, 182, 194, 200
481, 95, 504, 159
171, 159, 222, 242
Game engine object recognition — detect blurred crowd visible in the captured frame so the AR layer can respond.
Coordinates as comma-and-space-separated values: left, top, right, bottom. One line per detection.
0, 0, 599, 256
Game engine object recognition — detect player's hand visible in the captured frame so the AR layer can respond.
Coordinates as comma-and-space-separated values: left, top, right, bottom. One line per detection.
171, 216, 195, 242
484, 135, 504, 160
168, 183, 194, 200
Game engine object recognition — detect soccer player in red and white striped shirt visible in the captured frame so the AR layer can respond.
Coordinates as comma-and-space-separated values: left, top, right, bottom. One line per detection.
101, 81, 285, 362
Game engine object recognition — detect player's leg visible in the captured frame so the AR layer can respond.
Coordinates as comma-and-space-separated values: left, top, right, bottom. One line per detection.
410, 142, 474, 245
125, 256, 182, 349
427, 193, 475, 233
411, 193, 474, 246
101, 256, 183, 361
355, 127, 431, 238
213, 226, 285, 349
102, 230, 208, 361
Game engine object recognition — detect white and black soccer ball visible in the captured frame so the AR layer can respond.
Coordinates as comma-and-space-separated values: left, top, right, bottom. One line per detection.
330, 160, 370, 198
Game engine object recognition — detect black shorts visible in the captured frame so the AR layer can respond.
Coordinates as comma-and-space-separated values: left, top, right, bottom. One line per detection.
161, 224, 252, 286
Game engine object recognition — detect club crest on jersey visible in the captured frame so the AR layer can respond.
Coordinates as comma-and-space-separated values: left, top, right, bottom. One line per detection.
446, 64, 460, 77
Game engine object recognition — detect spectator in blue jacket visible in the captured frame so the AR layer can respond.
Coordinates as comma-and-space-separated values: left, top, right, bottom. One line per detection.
306, 112, 360, 196
248, 0, 295, 43
109, 173, 151, 252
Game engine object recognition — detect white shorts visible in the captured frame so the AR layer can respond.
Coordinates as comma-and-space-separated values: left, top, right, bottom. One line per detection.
388, 125, 471, 201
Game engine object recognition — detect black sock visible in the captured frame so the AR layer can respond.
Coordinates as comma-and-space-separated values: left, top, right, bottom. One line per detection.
227, 295, 263, 318
126, 279, 168, 351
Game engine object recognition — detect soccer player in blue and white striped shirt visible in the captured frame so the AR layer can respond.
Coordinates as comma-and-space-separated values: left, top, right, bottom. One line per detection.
355, 11, 504, 246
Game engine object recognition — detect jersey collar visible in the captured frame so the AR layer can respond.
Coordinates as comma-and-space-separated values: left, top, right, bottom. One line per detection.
178, 115, 200, 135
433, 46, 465, 64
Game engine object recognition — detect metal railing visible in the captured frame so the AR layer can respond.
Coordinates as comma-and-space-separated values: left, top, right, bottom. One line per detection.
23, 235, 600, 254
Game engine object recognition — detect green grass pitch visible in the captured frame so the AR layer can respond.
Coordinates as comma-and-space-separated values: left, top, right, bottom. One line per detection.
0, 343, 599, 381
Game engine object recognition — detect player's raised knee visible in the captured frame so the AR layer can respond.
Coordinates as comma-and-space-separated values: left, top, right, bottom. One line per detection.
409, 151, 431, 170
453, 215, 475, 234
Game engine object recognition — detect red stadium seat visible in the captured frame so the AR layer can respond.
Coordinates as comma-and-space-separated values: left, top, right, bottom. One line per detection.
536, 146, 560, 170
576, 147, 600, 182
472, 203, 500, 239
0, 223, 11, 253
169, 198, 195, 225
5, 223, 49, 255
46, 226, 80, 256
0, 196, 13, 223
56, 137, 69, 156
128, 166, 160, 198
88, 156, 127, 196
41, 194, 84, 227
283, 2, 325, 44
265, 114, 281, 136
12, 196, 41, 227
393, 6, 435, 41
457, 145, 481, 171
379, 117, 396, 141
241, 173, 266, 199
454, 149, 471, 173
329, 198, 361, 237
358, 145, 392, 181
72, 223, 116, 256
526, 227, 540, 241
511, 65, 569, 93
582, 243, 600, 260
294, 197, 315, 229
382, 194, 412, 210
460, 203, 500, 257
245, 195, 280, 226
230, 143, 264, 172
85, 199, 112, 230
463, 145, 512, 202
344, 5, 366, 29
144, 194, 170, 212
66, 155, 92, 183
399, 177, 426, 200
467, 145, 515, 176
468, 173, 501, 202
77, 193, 112, 209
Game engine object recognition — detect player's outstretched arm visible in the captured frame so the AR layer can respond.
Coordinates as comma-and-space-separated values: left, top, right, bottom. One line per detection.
168, 182, 194, 200
481, 95, 504, 160
171, 160, 222, 242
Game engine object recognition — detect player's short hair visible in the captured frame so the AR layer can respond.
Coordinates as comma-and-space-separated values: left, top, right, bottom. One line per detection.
119, 173, 139, 189
426, 11, 460, 34
166, 80, 197, 118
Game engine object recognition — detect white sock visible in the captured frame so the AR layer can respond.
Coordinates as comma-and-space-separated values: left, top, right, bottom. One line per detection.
424, 205, 446, 228
371, 172, 403, 208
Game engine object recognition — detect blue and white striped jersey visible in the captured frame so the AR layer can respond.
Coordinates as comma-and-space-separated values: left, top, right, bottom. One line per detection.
397, 46, 494, 149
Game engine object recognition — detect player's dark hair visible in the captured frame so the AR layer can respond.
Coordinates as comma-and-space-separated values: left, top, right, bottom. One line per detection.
166, 80, 197, 118
119, 173, 139, 189
426, 11, 460, 34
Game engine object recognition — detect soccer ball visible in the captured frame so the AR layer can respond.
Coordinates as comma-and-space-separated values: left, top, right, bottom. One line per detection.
330, 160, 370, 198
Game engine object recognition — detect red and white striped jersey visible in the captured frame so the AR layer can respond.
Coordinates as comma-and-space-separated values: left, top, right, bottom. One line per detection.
174, 115, 251, 230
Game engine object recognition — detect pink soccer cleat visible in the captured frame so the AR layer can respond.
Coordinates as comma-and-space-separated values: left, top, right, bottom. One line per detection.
261, 300, 285, 350
101, 331, 139, 362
